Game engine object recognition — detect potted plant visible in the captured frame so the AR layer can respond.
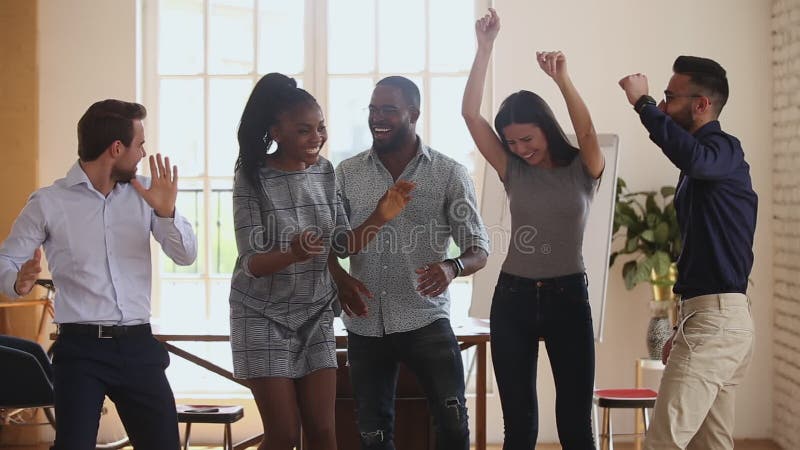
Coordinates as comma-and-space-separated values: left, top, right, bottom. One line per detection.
609, 177, 683, 358
609, 177, 682, 299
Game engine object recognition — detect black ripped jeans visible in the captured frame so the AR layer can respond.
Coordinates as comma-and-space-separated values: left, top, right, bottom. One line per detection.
347, 318, 470, 450
490, 271, 596, 450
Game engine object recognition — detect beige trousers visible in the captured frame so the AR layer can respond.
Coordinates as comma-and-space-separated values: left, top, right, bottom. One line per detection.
644, 293, 754, 450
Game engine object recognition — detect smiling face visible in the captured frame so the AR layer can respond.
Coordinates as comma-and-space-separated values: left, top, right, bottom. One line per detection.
501, 122, 553, 168
368, 85, 418, 153
270, 102, 327, 170
111, 119, 146, 182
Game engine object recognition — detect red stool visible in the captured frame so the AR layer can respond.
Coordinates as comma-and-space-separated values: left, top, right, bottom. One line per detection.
593, 388, 657, 450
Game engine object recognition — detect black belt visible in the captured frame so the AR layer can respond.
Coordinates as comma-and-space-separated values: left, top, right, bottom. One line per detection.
498, 271, 587, 289
57, 323, 152, 339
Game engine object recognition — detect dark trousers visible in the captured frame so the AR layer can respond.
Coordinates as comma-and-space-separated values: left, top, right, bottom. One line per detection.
51, 332, 180, 450
490, 272, 596, 450
347, 318, 470, 450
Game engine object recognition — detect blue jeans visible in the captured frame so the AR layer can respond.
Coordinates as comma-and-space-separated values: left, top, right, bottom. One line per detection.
490, 272, 596, 450
347, 318, 469, 450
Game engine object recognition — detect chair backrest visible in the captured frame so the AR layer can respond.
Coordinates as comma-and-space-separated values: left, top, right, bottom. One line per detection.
0, 335, 54, 408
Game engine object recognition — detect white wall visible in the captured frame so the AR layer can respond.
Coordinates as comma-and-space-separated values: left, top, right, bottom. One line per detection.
37, 0, 775, 445
38, 0, 138, 186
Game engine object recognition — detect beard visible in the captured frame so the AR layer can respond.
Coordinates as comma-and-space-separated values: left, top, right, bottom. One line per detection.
111, 166, 137, 183
371, 122, 413, 153
669, 107, 695, 132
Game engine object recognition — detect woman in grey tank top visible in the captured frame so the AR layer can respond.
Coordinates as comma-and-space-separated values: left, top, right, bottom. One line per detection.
462, 9, 605, 450
230, 73, 414, 450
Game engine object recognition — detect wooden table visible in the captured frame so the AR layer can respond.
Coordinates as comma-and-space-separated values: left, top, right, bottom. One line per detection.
153, 317, 491, 450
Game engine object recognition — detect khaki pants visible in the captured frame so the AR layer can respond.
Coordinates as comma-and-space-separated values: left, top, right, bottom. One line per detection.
644, 293, 754, 450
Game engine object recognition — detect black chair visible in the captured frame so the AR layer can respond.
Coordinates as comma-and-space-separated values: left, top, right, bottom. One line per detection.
177, 404, 244, 450
0, 335, 54, 423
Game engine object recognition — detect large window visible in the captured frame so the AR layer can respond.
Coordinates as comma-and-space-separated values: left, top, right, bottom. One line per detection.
144, 0, 487, 394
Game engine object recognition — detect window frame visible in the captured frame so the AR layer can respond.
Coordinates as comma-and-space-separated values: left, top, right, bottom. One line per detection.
142, 0, 491, 395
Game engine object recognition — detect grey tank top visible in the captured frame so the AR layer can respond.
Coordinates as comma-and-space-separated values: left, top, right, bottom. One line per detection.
501, 154, 598, 279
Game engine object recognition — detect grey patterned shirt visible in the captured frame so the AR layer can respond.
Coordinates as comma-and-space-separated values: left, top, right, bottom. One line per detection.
336, 139, 489, 336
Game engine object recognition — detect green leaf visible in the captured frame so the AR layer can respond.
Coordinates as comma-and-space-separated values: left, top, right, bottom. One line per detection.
645, 193, 659, 215
646, 213, 660, 228
653, 221, 670, 244
640, 229, 655, 243
633, 260, 652, 286
622, 260, 638, 290
625, 237, 639, 252
661, 186, 676, 197
650, 251, 672, 277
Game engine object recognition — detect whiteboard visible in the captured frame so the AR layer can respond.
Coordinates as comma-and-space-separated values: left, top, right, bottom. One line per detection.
469, 134, 619, 341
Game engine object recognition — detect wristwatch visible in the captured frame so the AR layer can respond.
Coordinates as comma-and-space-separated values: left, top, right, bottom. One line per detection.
634, 94, 657, 114
445, 258, 464, 277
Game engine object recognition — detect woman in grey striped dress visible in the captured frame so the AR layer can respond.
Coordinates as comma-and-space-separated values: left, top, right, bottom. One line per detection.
230, 73, 413, 450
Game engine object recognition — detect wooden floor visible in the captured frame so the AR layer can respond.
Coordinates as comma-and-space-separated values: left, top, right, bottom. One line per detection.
0, 441, 783, 450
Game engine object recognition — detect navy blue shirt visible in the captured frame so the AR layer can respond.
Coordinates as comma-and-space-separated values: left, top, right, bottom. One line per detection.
639, 105, 757, 299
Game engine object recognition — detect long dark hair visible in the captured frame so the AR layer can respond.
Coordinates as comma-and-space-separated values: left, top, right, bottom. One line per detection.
494, 90, 578, 167
236, 73, 318, 186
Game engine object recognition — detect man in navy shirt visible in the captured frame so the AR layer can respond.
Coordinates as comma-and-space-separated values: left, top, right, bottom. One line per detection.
619, 57, 757, 450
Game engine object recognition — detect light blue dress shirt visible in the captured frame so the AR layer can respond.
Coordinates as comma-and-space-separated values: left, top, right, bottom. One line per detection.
0, 162, 197, 325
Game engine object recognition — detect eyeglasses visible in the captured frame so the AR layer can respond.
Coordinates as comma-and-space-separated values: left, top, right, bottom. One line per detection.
367, 105, 402, 117
663, 93, 702, 104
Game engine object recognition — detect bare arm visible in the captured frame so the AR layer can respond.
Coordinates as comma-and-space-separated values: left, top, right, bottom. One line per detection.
538, 52, 604, 178
462, 8, 509, 180
248, 231, 323, 277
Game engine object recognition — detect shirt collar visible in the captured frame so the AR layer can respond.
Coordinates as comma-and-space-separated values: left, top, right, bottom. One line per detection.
64, 160, 127, 195
693, 120, 721, 138
65, 161, 92, 187
365, 135, 431, 163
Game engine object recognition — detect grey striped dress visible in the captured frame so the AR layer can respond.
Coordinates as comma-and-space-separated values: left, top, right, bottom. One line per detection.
228, 157, 349, 379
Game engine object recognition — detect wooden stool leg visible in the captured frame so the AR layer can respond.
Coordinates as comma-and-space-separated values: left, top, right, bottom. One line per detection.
183, 422, 192, 450
225, 423, 232, 450
608, 409, 614, 450
601, 407, 610, 450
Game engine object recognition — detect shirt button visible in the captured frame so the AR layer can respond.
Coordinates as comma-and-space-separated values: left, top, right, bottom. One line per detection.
382, 265, 387, 269
381, 291, 386, 295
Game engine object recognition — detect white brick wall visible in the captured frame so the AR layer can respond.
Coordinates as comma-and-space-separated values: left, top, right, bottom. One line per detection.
773, 1, 800, 448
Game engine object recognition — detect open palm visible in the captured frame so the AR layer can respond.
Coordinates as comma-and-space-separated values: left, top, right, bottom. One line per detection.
131, 154, 178, 218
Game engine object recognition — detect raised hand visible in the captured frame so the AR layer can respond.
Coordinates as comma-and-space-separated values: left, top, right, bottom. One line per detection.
375, 180, 415, 223
475, 8, 500, 49
14, 248, 42, 296
289, 230, 324, 262
336, 272, 372, 317
415, 261, 456, 298
537, 51, 568, 83
618, 73, 650, 106
131, 154, 178, 218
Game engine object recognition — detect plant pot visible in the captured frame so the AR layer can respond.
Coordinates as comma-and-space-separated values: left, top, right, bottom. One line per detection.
646, 300, 673, 359
650, 263, 678, 302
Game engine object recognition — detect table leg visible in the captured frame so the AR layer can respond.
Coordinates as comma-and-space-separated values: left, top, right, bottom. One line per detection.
476, 342, 486, 450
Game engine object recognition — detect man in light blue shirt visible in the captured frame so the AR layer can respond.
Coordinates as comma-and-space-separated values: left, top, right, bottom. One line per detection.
0, 99, 197, 449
